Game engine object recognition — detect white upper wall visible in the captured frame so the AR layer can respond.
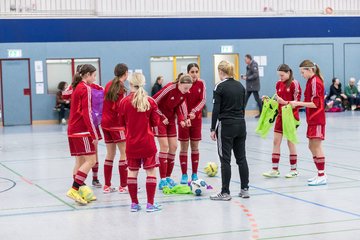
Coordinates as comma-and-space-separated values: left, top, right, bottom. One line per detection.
1, 0, 359, 17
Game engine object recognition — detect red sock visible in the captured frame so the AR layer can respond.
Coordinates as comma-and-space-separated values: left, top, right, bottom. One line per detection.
119, 160, 128, 187
146, 176, 157, 205
166, 153, 175, 177
127, 177, 138, 204
289, 154, 297, 171
158, 152, 168, 179
104, 159, 113, 186
92, 161, 99, 180
191, 150, 199, 174
315, 156, 325, 176
180, 152, 188, 175
272, 153, 280, 170
73, 170, 87, 190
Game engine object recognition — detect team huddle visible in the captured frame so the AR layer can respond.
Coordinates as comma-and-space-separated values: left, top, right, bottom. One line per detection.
64, 59, 327, 210
64, 62, 205, 212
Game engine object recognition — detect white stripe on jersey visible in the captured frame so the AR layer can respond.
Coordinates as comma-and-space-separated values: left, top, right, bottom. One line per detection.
214, 78, 230, 91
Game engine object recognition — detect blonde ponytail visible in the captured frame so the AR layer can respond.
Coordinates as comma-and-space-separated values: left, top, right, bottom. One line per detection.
130, 73, 150, 112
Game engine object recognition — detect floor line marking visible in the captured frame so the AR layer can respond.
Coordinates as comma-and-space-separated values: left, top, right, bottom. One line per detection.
0, 162, 76, 210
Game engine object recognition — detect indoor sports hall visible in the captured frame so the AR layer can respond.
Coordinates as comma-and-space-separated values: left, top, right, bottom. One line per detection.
1, 1, 360, 239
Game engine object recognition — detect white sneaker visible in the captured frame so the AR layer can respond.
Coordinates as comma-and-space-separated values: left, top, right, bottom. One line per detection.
285, 170, 299, 178
61, 118, 67, 125
308, 175, 327, 186
307, 176, 317, 182
308, 173, 327, 182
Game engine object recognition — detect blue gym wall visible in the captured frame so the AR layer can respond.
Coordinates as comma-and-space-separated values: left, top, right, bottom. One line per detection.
0, 17, 359, 121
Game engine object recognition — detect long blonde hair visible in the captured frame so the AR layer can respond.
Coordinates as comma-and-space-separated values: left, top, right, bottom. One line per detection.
130, 73, 150, 112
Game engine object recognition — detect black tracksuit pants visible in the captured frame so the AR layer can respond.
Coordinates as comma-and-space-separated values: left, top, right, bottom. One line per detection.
216, 119, 249, 194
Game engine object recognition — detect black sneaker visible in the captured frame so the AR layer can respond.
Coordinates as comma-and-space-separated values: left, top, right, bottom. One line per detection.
210, 192, 232, 201
92, 179, 102, 188
255, 114, 260, 118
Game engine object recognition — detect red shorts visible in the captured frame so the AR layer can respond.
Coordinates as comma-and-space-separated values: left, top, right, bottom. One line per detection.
274, 116, 283, 133
178, 124, 202, 141
68, 136, 96, 156
307, 125, 325, 140
153, 121, 177, 138
274, 115, 299, 134
127, 155, 159, 171
96, 127, 103, 141
102, 128, 126, 143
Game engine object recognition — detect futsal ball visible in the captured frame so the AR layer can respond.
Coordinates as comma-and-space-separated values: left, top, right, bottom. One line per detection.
78, 185, 94, 202
204, 162, 218, 177
190, 179, 207, 196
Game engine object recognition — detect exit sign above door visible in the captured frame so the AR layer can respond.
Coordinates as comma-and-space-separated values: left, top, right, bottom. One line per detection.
7, 49, 22, 58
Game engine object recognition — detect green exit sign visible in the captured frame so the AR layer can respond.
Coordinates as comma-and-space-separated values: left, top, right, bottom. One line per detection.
7, 49, 22, 58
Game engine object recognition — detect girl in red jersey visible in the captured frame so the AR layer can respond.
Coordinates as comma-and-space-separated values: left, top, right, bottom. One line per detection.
63, 65, 104, 189
290, 60, 327, 186
178, 63, 206, 184
101, 63, 129, 194
153, 74, 193, 190
262, 64, 302, 178
119, 73, 161, 212
66, 64, 99, 205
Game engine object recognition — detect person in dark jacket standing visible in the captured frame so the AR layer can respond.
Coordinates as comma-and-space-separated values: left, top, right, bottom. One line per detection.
241, 54, 262, 118
151, 76, 164, 96
210, 60, 249, 201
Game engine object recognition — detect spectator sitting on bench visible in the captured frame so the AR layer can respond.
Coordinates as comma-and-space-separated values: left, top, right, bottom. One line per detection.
325, 77, 347, 111
344, 77, 360, 111
55, 81, 70, 124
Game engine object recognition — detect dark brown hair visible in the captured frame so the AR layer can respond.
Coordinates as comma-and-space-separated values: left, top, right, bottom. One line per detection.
72, 64, 96, 89
277, 64, 294, 87
187, 63, 199, 73
105, 63, 128, 101
57, 81, 67, 91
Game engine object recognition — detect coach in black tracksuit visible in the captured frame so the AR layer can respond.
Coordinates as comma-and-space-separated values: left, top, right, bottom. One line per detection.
210, 60, 249, 201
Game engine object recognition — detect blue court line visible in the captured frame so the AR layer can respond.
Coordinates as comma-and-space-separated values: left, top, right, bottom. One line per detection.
249, 184, 360, 218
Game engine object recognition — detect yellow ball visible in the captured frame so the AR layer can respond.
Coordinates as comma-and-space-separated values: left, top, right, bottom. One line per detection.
78, 185, 94, 202
204, 162, 218, 177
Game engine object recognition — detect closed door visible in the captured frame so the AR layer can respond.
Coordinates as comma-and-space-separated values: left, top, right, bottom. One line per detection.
284, 44, 334, 91
0, 59, 31, 126
344, 43, 360, 82
213, 54, 239, 84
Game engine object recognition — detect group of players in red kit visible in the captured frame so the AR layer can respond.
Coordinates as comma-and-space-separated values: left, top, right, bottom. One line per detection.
64, 59, 327, 211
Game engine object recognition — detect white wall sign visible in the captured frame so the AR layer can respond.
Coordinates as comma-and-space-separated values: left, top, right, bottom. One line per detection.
34, 61, 43, 72
36, 83, 44, 94
7, 49, 22, 58
221, 45, 233, 53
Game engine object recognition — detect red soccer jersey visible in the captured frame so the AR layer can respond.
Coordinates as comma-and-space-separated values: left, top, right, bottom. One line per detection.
119, 93, 160, 159
181, 79, 206, 125
304, 75, 326, 125
67, 81, 98, 140
276, 79, 302, 120
101, 80, 126, 130
62, 85, 73, 101
153, 82, 188, 123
